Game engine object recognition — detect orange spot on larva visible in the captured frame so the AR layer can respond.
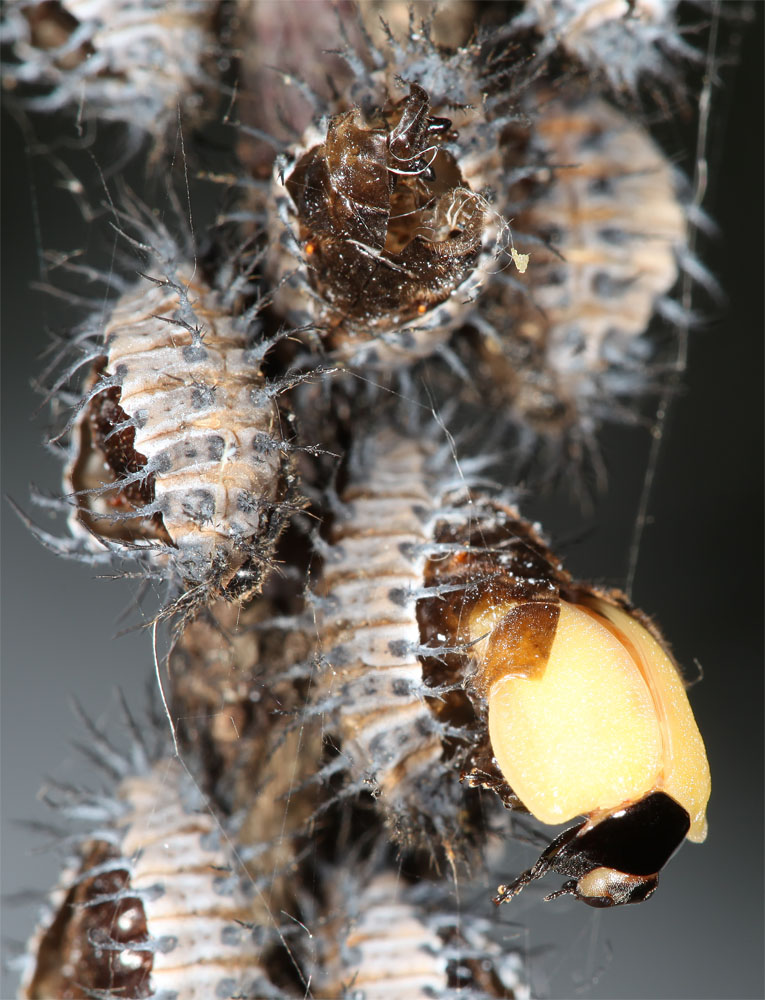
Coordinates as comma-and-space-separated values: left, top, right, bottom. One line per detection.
305, 242, 315, 256
417, 303, 427, 315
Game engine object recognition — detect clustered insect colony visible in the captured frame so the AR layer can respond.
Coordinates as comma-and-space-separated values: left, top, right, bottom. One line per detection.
3, 1, 722, 996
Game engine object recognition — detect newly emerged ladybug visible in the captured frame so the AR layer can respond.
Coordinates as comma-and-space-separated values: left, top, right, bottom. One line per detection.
317, 424, 710, 905
467, 592, 711, 907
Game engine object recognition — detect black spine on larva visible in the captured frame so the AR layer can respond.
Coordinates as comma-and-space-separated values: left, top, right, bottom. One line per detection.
46, 225, 298, 613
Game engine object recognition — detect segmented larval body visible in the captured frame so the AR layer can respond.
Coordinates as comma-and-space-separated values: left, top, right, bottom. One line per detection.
1, 0, 218, 142
316, 431, 446, 833
312, 872, 530, 1000
475, 93, 687, 459
514, 0, 698, 94
20, 755, 279, 1000
315, 423, 703, 861
62, 260, 294, 607
314, 427, 556, 845
266, 15, 514, 370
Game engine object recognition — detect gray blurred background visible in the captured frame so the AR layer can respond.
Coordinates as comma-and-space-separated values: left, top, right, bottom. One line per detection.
2, 12, 762, 999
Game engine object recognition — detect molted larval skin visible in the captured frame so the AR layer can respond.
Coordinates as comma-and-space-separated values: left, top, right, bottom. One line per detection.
64, 258, 293, 606
20, 755, 281, 999
312, 871, 530, 1000
270, 82, 492, 369
1, 0, 219, 142
264, 7, 518, 370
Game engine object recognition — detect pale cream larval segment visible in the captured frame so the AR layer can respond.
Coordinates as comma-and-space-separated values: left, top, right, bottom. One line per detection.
317, 431, 445, 812
314, 874, 450, 999
520, 96, 685, 363
20, 758, 276, 999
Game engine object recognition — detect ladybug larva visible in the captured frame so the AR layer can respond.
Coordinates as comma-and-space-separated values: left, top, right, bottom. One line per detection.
313, 427, 472, 849
1, 0, 220, 148
49, 237, 297, 613
316, 423, 709, 904
310, 870, 530, 999
513, 0, 698, 96
19, 728, 281, 1000
469, 91, 690, 472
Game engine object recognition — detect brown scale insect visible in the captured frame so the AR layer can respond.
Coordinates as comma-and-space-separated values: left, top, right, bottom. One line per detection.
270, 81, 490, 367
51, 249, 298, 611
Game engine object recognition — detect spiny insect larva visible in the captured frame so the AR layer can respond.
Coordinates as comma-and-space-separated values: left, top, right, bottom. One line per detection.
1, 0, 220, 149
40, 231, 299, 614
9, 0, 743, 992
310, 870, 530, 999
469, 90, 689, 472
19, 727, 282, 1000
314, 423, 709, 904
313, 427, 476, 851
513, 0, 700, 96
258, 2, 705, 480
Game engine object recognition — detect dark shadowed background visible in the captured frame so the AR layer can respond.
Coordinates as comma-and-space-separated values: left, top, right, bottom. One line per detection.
2, 12, 762, 999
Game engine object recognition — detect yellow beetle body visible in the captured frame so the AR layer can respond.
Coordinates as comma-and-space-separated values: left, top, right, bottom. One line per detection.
420, 500, 710, 907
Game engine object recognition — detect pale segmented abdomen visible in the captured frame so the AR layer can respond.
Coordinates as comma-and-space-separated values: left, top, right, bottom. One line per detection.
317, 434, 444, 825
20, 756, 278, 999
314, 424, 558, 846
61, 256, 294, 609
314, 423, 570, 849
474, 92, 688, 466
312, 871, 530, 1000
516, 94, 684, 355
